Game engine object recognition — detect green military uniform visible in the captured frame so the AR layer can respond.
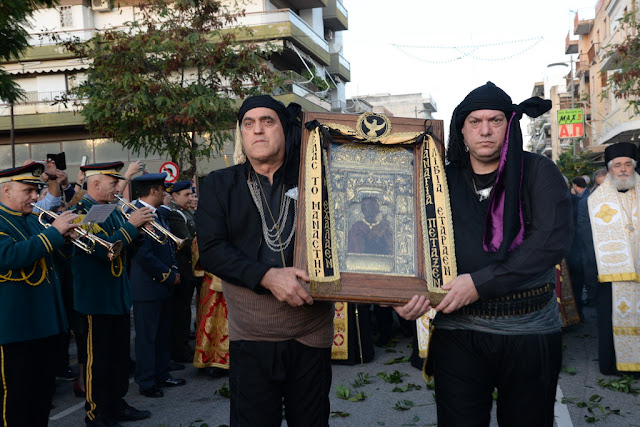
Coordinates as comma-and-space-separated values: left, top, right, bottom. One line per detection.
72, 195, 139, 315
70, 161, 150, 426
0, 162, 69, 427
0, 204, 67, 343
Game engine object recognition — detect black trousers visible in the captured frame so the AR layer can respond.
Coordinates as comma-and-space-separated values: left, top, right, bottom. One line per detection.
229, 340, 332, 427
134, 299, 171, 391
0, 334, 61, 427
85, 313, 131, 422
595, 282, 617, 374
432, 329, 562, 427
170, 277, 199, 361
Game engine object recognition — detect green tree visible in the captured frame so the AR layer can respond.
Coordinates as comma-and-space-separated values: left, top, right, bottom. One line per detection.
58, 0, 279, 178
603, 9, 640, 115
556, 150, 597, 183
0, 0, 58, 103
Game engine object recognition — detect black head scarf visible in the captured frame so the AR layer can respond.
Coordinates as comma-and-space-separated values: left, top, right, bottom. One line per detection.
447, 82, 551, 260
237, 95, 302, 185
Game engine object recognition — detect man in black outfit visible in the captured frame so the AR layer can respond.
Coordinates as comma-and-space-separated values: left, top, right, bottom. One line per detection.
429, 82, 573, 426
196, 95, 428, 426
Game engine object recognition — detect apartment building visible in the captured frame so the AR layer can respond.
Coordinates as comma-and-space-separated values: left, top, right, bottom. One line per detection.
0, 0, 350, 177
563, 0, 639, 161
347, 93, 438, 120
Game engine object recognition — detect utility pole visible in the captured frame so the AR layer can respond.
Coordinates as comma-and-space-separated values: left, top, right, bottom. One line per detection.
10, 102, 15, 168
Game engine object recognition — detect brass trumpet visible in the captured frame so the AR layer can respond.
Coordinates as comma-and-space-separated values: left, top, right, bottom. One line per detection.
114, 195, 186, 250
30, 203, 123, 261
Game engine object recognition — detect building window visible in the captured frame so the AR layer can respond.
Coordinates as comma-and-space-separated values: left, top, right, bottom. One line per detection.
600, 71, 608, 89
59, 6, 73, 28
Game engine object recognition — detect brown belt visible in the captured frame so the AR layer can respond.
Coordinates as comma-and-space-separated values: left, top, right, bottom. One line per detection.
459, 283, 555, 319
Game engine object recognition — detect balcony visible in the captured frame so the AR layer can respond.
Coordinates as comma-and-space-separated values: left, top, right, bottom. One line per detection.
324, 0, 348, 31
565, 32, 578, 54
574, 12, 594, 35
0, 91, 87, 132
327, 51, 350, 81
7, 28, 103, 63
270, 0, 327, 10
575, 60, 590, 78
278, 70, 331, 111
231, 9, 330, 66
600, 46, 621, 71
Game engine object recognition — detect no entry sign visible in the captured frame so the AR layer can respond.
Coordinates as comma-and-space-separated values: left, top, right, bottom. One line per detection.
160, 161, 179, 183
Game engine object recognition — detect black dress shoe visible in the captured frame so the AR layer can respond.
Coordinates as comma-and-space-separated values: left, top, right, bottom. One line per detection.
168, 361, 185, 371
139, 386, 164, 398
114, 403, 152, 421
158, 377, 186, 387
56, 366, 78, 381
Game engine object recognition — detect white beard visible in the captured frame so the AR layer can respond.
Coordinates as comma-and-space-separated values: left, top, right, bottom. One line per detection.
612, 172, 636, 191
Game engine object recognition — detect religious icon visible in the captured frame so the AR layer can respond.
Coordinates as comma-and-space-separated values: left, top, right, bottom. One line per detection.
330, 142, 416, 277
294, 111, 448, 304
348, 197, 393, 255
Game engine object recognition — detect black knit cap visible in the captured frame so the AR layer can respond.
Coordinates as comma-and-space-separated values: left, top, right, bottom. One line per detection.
237, 95, 302, 185
604, 142, 638, 164
447, 82, 552, 260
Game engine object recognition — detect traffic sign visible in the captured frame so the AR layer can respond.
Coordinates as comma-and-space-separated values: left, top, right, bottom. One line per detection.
160, 161, 179, 183
558, 108, 584, 139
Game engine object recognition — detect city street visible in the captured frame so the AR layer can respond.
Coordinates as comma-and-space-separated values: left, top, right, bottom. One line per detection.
49, 305, 640, 427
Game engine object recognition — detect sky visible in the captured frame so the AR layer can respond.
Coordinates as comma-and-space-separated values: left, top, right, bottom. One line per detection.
342, 0, 596, 139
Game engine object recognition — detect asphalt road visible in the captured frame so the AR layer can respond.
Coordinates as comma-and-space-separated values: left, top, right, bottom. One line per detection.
48, 305, 640, 426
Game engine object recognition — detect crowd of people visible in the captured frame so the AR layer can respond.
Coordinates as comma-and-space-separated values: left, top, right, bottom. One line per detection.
1, 87, 638, 427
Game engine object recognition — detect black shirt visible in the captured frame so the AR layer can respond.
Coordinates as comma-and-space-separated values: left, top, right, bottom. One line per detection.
447, 152, 573, 299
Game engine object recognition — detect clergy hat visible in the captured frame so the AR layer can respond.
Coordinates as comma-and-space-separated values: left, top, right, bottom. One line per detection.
170, 180, 192, 193
81, 162, 126, 179
0, 162, 44, 185
604, 142, 638, 165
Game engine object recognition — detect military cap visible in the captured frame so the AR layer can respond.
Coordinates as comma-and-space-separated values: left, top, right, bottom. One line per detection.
0, 162, 45, 185
170, 180, 192, 194
81, 161, 126, 179
132, 172, 167, 186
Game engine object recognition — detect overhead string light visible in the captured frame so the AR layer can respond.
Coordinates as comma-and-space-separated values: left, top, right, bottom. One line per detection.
391, 36, 544, 64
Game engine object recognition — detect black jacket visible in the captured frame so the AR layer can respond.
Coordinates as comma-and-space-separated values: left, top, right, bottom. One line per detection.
196, 162, 276, 291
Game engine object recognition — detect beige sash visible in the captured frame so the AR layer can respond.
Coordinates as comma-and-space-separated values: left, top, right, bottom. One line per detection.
588, 174, 640, 282
589, 173, 640, 371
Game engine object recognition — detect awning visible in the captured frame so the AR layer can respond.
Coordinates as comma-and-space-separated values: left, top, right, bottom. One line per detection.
1, 59, 90, 75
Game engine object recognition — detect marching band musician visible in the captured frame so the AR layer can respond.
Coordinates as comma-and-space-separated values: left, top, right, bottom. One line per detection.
167, 180, 199, 364
0, 162, 79, 426
129, 173, 186, 398
70, 162, 155, 426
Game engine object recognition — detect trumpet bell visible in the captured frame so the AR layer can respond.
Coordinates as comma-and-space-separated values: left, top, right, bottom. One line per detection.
107, 240, 124, 261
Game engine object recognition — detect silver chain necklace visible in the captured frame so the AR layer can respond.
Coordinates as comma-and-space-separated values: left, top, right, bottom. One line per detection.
472, 179, 493, 202
247, 177, 297, 253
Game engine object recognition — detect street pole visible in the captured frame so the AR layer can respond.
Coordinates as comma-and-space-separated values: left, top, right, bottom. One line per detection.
10, 102, 15, 168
